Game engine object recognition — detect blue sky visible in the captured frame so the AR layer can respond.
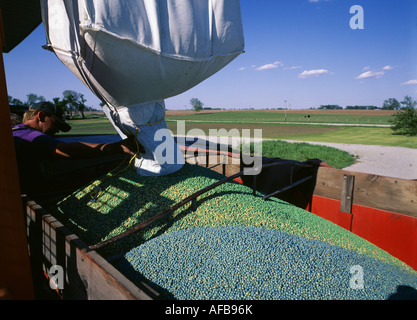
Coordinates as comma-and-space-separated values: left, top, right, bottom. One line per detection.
4, 0, 417, 110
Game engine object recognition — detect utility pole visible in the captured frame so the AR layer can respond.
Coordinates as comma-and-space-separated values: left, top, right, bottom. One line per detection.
284, 100, 287, 122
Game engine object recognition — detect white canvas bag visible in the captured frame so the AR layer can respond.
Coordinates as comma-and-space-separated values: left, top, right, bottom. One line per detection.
41, 0, 244, 176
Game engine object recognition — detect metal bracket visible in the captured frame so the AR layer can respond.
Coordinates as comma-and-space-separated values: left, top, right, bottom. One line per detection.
340, 174, 355, 213
262, 176, 313, 201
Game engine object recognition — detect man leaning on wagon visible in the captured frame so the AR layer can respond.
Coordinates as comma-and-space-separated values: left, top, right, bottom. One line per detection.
12, 101, 140, 199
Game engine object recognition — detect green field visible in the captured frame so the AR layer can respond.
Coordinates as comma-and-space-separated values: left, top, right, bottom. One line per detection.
57, 110, 417, 148
165, 121, 417, 149
56, 109, 415, 165
166, 110, 393, 125
53, 110, 417, 169
58, 115, 119, 136
275, 126, 417, 148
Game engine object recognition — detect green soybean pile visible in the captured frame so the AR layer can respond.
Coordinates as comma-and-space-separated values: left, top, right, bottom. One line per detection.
53, 163, 417, 300
119, 226, 417, 300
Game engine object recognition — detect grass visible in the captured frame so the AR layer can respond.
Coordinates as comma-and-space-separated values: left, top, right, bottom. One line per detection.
55, 110, 416, 170
166, 122, 340, 139
58, 116, 119, 136
166, 121, 417, 148
166, 110, 394, 125
278, 126, 417, 148
250, 140, 356, 169
58, 113, 417, 149
165, 109, 417, 148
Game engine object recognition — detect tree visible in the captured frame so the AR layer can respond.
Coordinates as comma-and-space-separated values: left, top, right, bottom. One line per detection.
77, 94, 87, 119
382, 98, 400, 110
400, 95, 417, 110
190, 98, 204, 112
26, 93, 45, 106
52, 97, 69, 119
63, 90, 88, 119
319, 105, 342, 110
8, 95, 25, 106
391, 95, 417, 136
346, 105, 377, 110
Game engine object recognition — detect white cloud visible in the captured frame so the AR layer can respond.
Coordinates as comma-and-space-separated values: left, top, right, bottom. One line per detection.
284, 65, 302, 71
298, 69, 330, 78
255, 61, 283, 71
402, 80, 417, 85
356, 70, 385, 79
356, 65, 394, 80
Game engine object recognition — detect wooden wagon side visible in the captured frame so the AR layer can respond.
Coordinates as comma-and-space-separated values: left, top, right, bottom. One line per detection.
23, 196, 160, 300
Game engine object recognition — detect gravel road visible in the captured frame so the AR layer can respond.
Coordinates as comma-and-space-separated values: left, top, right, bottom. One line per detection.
284, 140, 417, 180
178, 135, 417, 180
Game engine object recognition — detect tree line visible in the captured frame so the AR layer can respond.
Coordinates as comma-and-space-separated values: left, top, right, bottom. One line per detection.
319, 96, 417, 136
8, 90, 98, 119
318, 96, 416, 111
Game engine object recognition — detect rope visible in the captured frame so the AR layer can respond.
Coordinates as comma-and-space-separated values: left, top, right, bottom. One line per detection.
141, 117, 164, 126
88, 117, 165, 202
89, 126, 141, 202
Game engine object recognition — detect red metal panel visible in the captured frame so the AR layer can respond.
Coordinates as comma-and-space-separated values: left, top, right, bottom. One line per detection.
308, 195, 353, 231
308, 195, 417, 272
351, 205, 417, 272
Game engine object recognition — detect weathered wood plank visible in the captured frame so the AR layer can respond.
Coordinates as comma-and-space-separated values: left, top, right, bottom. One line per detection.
314, 167, 417, 218
194, 150, 417, 219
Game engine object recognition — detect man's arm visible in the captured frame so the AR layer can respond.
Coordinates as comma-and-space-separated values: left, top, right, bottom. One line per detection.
54, 138, 141, 159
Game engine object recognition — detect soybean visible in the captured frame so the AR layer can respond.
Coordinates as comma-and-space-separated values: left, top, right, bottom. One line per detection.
118, 226, 417, 300
51, 163, 417, 299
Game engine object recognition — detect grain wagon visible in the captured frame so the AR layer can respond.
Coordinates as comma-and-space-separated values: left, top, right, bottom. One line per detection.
9, 138, 417, 300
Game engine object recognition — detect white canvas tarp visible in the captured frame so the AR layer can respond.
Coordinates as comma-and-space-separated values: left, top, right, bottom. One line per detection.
41, 0, 244, 176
